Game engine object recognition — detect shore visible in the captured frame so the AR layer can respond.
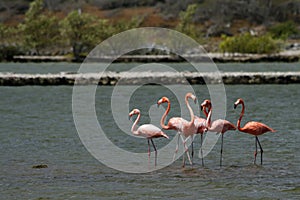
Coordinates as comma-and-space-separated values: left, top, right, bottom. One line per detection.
1, 71, 300, 86
11, 50, 300, 63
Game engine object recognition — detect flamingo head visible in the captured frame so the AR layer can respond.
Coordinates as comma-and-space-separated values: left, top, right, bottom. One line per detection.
234, 98, 244, 109
157, 97, 169, 107
186, 92, 197, 104
201, 99, 211, 110
129, 108, 140, 119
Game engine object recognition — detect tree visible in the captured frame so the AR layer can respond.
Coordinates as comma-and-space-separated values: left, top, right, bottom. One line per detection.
61, 10, 111, 61
21, 0, 61, 55
0, 23, 24, 61
176, 4, 201, 42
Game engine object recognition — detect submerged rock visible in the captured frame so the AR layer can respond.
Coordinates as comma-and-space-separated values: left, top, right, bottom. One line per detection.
32, 164, 48, 169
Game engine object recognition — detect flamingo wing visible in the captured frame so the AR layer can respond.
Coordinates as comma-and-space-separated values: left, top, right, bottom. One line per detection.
137, 124, 169, 139
222, 120, 236, 132
240, 121, 275, 136
168, 117, 186, 131
209, 119, 236, 133
194, 117, 206, 134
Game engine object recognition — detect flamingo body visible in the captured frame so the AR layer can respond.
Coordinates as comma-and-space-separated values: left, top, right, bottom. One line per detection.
234, 98, 276, 165
238, 121, 275, 136
129, 109, 169, 166
157, 93, 197, 167
194, 116, 207, 134
208, 119, 236, 134
201, 99, 236, 166
165, 117, 185, 131
136, 124, 169, 139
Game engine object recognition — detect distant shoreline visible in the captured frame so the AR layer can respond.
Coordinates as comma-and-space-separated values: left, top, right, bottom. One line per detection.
1, 71, 300, 86
10, 51, 300, 63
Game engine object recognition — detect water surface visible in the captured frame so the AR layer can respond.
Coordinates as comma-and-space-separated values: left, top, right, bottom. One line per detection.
0, 84, 299, 199
0, 62, 299, 74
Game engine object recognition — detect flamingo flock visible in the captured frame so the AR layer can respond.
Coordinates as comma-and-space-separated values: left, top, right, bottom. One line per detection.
129, 93, 276, 167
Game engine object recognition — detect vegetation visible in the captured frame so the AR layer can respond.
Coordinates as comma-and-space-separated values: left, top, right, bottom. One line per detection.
268, 21, 299, 40
219, 33, 281, 54
0, 0, 300, 60
176, 4, 202, 42
61, 11, 109, 60
21, 0, 61, 55
0, 23, 24, 61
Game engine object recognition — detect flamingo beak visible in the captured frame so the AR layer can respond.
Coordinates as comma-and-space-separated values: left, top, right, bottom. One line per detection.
234, 104, 237, 109
157, 99, 162, 107
128, 112, 133, 120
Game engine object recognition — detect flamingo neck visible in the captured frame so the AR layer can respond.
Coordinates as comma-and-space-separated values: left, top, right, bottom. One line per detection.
203, 106, 209, 118
160, 100, 171, 129
237, 102, 245, 131
131, 113, 140, 135
186, 96, 195, 125
206, 107, 212, 128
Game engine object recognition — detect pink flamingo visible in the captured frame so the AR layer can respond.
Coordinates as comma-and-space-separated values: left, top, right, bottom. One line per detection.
157, 93, 197, 167
129, 109, 169, 166
193, 106, 208, 166
202, 99, 236, 166
234, 98, 276, 165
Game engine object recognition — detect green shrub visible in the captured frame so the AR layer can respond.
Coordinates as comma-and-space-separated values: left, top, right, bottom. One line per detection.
219, 33, 281, 54
269, 21, 299, 40
0, 45, 24, 61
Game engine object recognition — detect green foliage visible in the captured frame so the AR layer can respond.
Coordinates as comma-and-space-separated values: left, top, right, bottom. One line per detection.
0, 23, 24, 61
21, 0, 61, 54
219, 33, 281, 54
176, 4, 202, 42
110, 16, 143, 35
268, 21, 299, 40
61, 10, 111, 60
25, 0, 44, 19
0, 23, 23, 45
61, 11, 143, 60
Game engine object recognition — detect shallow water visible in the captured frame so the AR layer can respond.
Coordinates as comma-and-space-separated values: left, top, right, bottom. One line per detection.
0, 62, 299, 74
0, 83, 299, 199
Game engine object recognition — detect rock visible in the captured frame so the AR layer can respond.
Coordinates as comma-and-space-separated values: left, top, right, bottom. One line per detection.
1, 71, 300, 85
32, 164, 48, 169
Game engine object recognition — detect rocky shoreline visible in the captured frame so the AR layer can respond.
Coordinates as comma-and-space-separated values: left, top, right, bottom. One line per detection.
12, 51, 300, 63
1, 71, 299, 86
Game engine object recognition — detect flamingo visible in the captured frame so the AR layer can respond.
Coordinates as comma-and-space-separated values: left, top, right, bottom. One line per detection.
193, 106, 208, 166
234, 98, 276, 165
129, 108, 169, 166
157, 93, 197, 167
201, 99, 236, 166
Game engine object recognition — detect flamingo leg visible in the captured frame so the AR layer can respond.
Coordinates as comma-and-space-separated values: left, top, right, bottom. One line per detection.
256, 136, 263, 165
191, 135, 194, 163
254, 137, 258, 164
200, 133, 204, 167
220, 133, 224, 167
150, 139, 157, 166
173, 133, 180, 161
147, 139, 151, 165
181, 135, 192, 166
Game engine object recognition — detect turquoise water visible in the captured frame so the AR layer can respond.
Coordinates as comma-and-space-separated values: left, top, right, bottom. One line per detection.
0, 82, 299, 199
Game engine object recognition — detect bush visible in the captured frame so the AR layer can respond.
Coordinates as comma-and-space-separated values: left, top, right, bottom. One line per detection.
268, 21, 299, 40
219, 33, 281, 54
0, 45, 24, 61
